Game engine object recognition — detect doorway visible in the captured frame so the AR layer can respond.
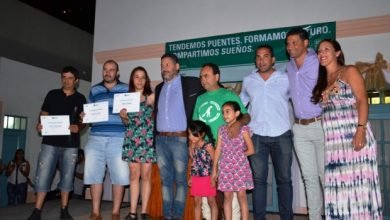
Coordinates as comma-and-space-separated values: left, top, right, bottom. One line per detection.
1, 115, 27, 207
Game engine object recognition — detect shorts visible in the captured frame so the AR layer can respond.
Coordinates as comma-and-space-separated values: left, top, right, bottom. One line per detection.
84, 135, 129, 185
190, 176, 216, 197
34, 144, 78, 192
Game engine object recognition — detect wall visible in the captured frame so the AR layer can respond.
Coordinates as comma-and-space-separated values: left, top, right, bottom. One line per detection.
0, 0, 93, 81
91, 0, 390, 84
91, 0, 390, 213
0, 57, 91, 180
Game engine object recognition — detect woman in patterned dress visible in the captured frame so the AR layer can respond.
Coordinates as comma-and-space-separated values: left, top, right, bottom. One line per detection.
211, 101, 254, 220
312, 39, 382, 219
120, 66, 157, 220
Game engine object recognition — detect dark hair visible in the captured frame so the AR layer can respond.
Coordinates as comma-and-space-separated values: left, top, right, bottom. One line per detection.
255, 44, 274, 57
103, 59, 119, 72
286, 27, 309, 43
161, 53, 179, 64
188, 120, 215, 145
222, 101, 242, 120
13, 149, 25, 162
128, 66, 152, 96
311, 39, 345, 104
201, 63, 223, 88
62, 66, 79, 79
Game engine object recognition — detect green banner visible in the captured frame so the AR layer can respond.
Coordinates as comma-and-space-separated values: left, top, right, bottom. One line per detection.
166, 22, 335, 71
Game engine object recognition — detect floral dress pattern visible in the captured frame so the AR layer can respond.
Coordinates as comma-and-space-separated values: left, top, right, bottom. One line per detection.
122, 99, 156, 163
217, 125, 253, 192
191, 143, 213, 177
321, 79, 382, 219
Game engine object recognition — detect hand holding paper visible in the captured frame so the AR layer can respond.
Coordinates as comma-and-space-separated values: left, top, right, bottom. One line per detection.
40, 115, 70, 136
113, 92, 140, 113
83, 101, 109, 123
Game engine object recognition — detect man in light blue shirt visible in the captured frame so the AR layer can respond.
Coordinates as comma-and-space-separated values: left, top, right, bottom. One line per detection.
240, 45, 293, 220
154, 53, 204, 220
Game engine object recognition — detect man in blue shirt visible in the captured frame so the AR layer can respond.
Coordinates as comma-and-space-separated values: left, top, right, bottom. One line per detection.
83, 60, 129, 220
286, 27, 324, 220
240, 45, 293, 220
154, 53, 203, 220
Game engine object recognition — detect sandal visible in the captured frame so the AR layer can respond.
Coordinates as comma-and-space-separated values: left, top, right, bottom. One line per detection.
140, 213, 149, 220
124, 212, 137, 220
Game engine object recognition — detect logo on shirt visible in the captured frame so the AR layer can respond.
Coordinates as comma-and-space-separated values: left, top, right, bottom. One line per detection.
198, 101, 220, 123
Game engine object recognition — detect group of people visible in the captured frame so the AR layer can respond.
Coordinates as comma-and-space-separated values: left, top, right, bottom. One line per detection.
24, 26, 382, 220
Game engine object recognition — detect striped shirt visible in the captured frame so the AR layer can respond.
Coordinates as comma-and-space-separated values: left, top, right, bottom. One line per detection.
89, 81, 128, 137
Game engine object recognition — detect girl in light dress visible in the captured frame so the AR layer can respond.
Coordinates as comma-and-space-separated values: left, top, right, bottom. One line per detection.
212, 101, 254, 220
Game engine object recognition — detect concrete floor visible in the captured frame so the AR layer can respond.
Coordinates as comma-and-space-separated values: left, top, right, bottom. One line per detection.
0, 198, 310, 220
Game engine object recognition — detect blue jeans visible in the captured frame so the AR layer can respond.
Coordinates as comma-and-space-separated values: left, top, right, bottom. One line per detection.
84, 135, 129, 185
250, 131, 293, 220
7, 182, 27, 205
34, 144, 78, 192
155, 135, 188, 219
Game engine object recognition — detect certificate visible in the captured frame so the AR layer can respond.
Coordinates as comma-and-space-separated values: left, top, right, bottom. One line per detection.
83, 101, 109, 123
113, 92, 140, 113
40, 115, 70, 136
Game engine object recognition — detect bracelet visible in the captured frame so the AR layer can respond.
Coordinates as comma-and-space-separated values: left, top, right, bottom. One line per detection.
357, 123, 367, 129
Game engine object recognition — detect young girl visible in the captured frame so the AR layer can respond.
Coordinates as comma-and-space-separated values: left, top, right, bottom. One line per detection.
188, 120, 218, 220
212, 101, 254, 220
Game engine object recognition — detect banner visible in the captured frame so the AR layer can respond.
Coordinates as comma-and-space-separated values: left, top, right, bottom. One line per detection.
166, 22, 336, 82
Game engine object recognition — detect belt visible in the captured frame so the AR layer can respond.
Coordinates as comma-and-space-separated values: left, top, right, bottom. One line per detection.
295, 116, 321, 125
158, 131, 188, 137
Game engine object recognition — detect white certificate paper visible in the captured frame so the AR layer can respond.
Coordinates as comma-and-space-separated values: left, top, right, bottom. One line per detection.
83, 101, 109, 123
113, 92, 140, 113
40, 115, 70, 136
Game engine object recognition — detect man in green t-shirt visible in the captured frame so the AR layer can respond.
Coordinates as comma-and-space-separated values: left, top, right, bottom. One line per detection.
192, 63, 250, 220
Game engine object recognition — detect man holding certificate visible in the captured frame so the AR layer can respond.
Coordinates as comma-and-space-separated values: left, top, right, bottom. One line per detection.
27, 66, 86, 220
82, 59, 129, 220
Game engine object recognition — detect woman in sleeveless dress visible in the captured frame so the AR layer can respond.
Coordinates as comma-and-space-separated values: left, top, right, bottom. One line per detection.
312, 39, 382, 219
120, 66, 156, 220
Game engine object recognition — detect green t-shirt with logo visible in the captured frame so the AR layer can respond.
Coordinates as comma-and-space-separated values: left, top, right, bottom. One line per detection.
192, 88, 248, 141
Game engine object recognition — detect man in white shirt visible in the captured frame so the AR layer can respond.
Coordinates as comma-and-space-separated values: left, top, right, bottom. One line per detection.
240, 45, 293, 220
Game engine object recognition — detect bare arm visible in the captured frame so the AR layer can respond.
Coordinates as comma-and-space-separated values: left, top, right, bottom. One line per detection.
228, 113, 251, 138
343, 66, 368, 151
20, 161, 30, 178
75, 169, 84, 180
205, 143, 216, 162
119, 108, 129, 125
243, 130, 254, 156
6, 161, 15, 176
146, 93, 155, 108
211, 134, 222, 187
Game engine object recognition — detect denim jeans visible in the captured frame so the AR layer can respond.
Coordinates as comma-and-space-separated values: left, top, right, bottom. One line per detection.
84, 135, 129, 185
7, 182, 27, 205
155, 135, 188, 219
250, 130, 293, 220
292, 121, 324, 220
34, 144, 78, 192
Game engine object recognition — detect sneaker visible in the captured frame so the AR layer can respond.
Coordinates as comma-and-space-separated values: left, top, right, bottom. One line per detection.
27, 208, 41, 220
60, 207, 74, 220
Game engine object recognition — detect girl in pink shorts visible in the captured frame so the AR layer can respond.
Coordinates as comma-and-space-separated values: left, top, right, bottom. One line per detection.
188, 120, 218, 220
